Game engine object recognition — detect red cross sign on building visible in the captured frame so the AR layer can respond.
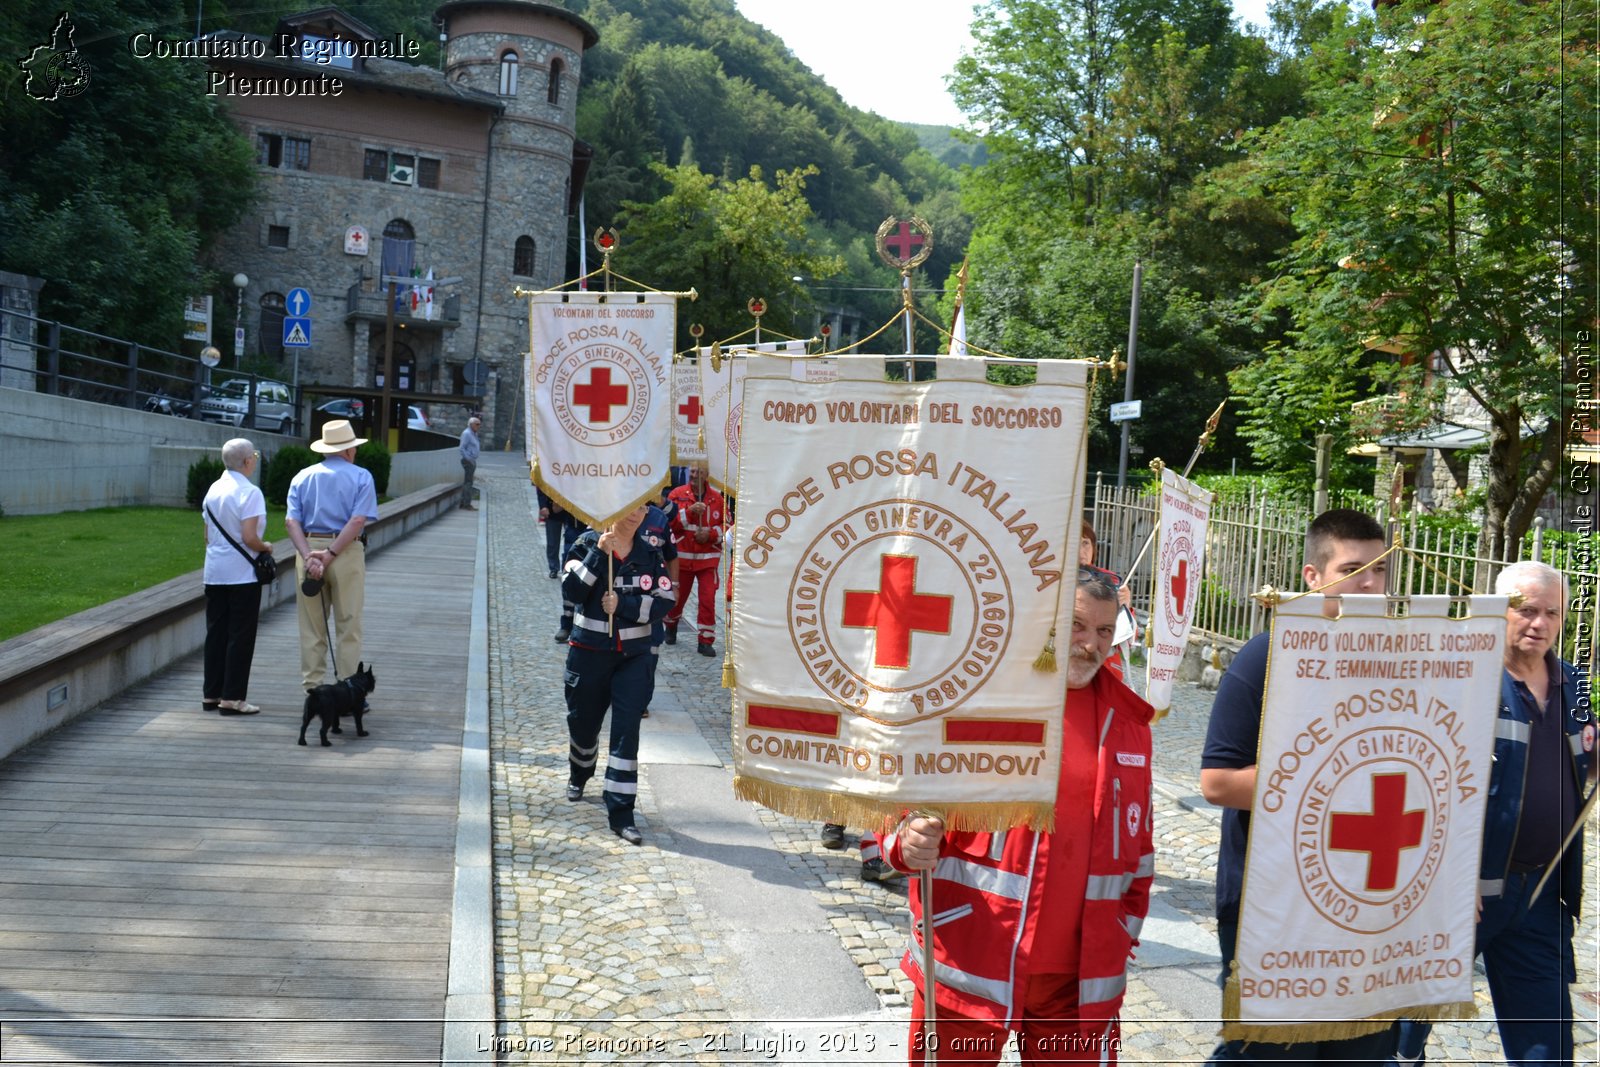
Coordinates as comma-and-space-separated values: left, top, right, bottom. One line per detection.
1328, 772, 1426, 892
572, 366, 629, 424
678, 394, 704, 425
842, 554, 954, 670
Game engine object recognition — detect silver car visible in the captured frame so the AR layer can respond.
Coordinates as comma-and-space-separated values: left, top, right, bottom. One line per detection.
198, 378, 295, 433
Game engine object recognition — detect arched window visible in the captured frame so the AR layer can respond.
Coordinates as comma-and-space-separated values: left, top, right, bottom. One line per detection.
499, 50, 518, 96
259, 292, 286, 359
513, 235, 536, 277
547, 57, 564, 104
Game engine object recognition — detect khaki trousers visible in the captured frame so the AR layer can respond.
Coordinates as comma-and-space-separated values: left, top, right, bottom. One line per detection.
297, 536, 365, 689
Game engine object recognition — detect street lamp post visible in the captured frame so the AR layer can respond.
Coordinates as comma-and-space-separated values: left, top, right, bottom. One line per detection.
232, 272, 249, 367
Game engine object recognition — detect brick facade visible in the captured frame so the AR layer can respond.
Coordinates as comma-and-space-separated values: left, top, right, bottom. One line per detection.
204, 2, 596, 446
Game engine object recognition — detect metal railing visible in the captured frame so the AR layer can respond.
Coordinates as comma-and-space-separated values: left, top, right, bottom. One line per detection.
0, 307, 291, 431
1090, 476, 1598, 666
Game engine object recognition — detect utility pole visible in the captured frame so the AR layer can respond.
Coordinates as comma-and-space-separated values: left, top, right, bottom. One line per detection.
1116, 260, 1142, 488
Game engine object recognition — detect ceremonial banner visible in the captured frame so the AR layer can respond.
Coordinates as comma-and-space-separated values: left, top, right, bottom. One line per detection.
698, 340, 807, 495
528, 292, 675, 527
672, 359, 705, 466
1225, 593, 1503, 1042
1145, 468, 1213, 713
730, 355, 1091, 831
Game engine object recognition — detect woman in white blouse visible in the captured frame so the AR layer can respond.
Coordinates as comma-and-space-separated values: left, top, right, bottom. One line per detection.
201, 439, 272, 715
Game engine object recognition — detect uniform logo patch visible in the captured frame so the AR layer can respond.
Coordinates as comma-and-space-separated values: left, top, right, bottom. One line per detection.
1126, 801, 1142, 838
640, 575, 653, 591
1116, 752, 1147, 767
659, 577, 672, 592
1584, 724, 1594, 753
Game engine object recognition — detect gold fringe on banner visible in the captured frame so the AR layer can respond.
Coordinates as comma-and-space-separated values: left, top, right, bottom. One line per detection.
721, 657, 735, 688
731, 777, 1057, 835
1220, 962, 1476, 1044
1033, 627, 1058, 672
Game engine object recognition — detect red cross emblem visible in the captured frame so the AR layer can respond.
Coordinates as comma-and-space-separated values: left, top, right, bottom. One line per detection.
1170, 557, 1189, 616
572, 366, 629, 424
841, 555, 954, 670
883, 220, 925, 261
678, 394, 704, 425
1328, 773, 1425, 892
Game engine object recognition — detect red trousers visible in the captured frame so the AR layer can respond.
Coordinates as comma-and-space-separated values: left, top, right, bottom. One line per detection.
666, 565, 718, 644
909, 972, 1119, 1065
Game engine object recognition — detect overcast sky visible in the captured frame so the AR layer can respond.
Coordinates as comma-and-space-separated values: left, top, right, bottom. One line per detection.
732, 0, 1275, 127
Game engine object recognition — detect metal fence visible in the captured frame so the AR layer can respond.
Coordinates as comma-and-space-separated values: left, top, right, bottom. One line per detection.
1089, 476, 1599, 666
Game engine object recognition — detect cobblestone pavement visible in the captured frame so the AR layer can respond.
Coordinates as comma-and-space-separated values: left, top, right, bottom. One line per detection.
481, 457, 1596, 1064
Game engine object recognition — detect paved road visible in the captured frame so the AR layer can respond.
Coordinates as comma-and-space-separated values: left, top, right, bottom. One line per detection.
480, 453, 1596, 1065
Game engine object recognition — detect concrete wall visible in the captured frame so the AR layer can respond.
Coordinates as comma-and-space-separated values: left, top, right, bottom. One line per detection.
1, 387, 293, 514
0, 482, 458, 760
3, 387, 468, 512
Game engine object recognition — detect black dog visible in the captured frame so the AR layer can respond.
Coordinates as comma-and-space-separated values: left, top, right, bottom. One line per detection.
298, 662, 376, 747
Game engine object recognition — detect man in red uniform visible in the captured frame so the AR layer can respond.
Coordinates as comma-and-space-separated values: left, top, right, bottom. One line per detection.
664, 465, 726, 657
887, 567, 1155, 1064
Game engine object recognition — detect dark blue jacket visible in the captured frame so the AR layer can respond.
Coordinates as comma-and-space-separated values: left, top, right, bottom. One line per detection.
1481, 654, 1593, 917
560, 528, 673, 655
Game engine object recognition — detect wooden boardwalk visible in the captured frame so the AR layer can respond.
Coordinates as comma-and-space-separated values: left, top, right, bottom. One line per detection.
0, 509, 478, 1065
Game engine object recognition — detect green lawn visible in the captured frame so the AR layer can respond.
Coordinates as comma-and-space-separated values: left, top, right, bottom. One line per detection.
0, 506, 289, 642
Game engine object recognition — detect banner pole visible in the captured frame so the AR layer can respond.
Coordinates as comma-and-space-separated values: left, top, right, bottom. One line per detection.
919, 867, 938, 1065
1122, 399, 1226, 582
1529, 787, 1599, 906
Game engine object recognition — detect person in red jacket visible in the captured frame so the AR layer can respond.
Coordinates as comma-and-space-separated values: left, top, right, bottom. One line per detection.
663, 465, 726, 656
886, 567, 1155, 1064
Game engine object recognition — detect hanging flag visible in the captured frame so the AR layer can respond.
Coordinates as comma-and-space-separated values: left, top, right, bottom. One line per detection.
730, 354, 1091, 832
1145, 468, 1213, 714
1224, 593, 1501, 1043
697, 339, 807, 496
420, 268, 436, 321
527, 292, 677, 527
948, 257, 969, 357
672, 359, 705, 466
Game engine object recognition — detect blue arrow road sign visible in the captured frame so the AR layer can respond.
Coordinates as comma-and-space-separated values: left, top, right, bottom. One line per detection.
283, 317, 311, 348
286, 287, 312, 316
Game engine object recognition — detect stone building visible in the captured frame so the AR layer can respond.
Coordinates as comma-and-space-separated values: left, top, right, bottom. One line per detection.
203, 2, 596, 445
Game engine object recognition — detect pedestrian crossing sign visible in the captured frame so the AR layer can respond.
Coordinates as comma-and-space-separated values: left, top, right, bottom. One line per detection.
283, 316, 311, 347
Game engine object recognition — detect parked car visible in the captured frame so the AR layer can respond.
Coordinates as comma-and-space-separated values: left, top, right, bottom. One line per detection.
315, 397, 365, 421
407, 405, 429, 431
198, 378, 295, 433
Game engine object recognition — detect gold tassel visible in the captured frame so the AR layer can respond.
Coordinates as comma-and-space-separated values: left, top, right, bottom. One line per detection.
697, 426, 705, 451
721, 656, 736, 688
1033, 626, 1058, 672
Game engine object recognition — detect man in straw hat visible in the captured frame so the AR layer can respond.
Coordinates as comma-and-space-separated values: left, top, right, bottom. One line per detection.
887, 567, 1155, 1063
285, 419, 379, 691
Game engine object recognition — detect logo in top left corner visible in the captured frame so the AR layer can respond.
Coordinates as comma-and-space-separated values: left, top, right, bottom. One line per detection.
18, 12, 93, 102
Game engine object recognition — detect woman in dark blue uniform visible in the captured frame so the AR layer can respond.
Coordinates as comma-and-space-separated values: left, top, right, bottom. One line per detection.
560, 504, 674, 845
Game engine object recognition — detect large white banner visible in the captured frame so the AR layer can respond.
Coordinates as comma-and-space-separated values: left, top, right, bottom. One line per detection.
527, 292, 675, 528
671, 359, 705, 466
1225, 593, 1503, 1042
730, 355, 1091, 832
1146, 468, 1213, 713
698, 340, 808, 495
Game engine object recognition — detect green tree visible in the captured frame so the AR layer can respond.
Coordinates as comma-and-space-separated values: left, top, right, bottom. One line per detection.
614, 162, 844, 348
1230, 0, 1596, 561
1, 0, 256, 346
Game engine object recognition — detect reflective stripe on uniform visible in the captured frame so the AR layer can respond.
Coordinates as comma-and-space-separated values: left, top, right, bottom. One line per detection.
1136, 852, 1155, 879
573, 613, 651, 641
609, 755, 638, 772
1123, 914, 1144, 941
904, 938, 1011, 1011
933, 855, 1029, 901
1480, 877, 1504, 898
1085, 872, 1133, 901
1079, 972, 1126, 1006
1496, 719, 1530, 744
1570, 732, 1586, 758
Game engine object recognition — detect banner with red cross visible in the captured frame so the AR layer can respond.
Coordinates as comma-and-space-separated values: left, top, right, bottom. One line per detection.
527, 292, 676, 528
729, 354, 1091, 832
671, 359, 706, 466
697, 340, 808, 495
1145, 467, 1213, 715
1224, 592, 1504, 1042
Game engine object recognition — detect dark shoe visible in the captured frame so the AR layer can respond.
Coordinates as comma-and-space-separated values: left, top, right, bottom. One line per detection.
820, 823, 846, 850
861, 858, 905, 883
553, 628, 571, 643
697, 642, 716, 657
463, 504, 477, 511
566, 781, 583, 802
203, 699, 220, 711
548, 569, 559, 579
613, 825, 643, 846
640, 708, 650, 719
663, 626, 677, 646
